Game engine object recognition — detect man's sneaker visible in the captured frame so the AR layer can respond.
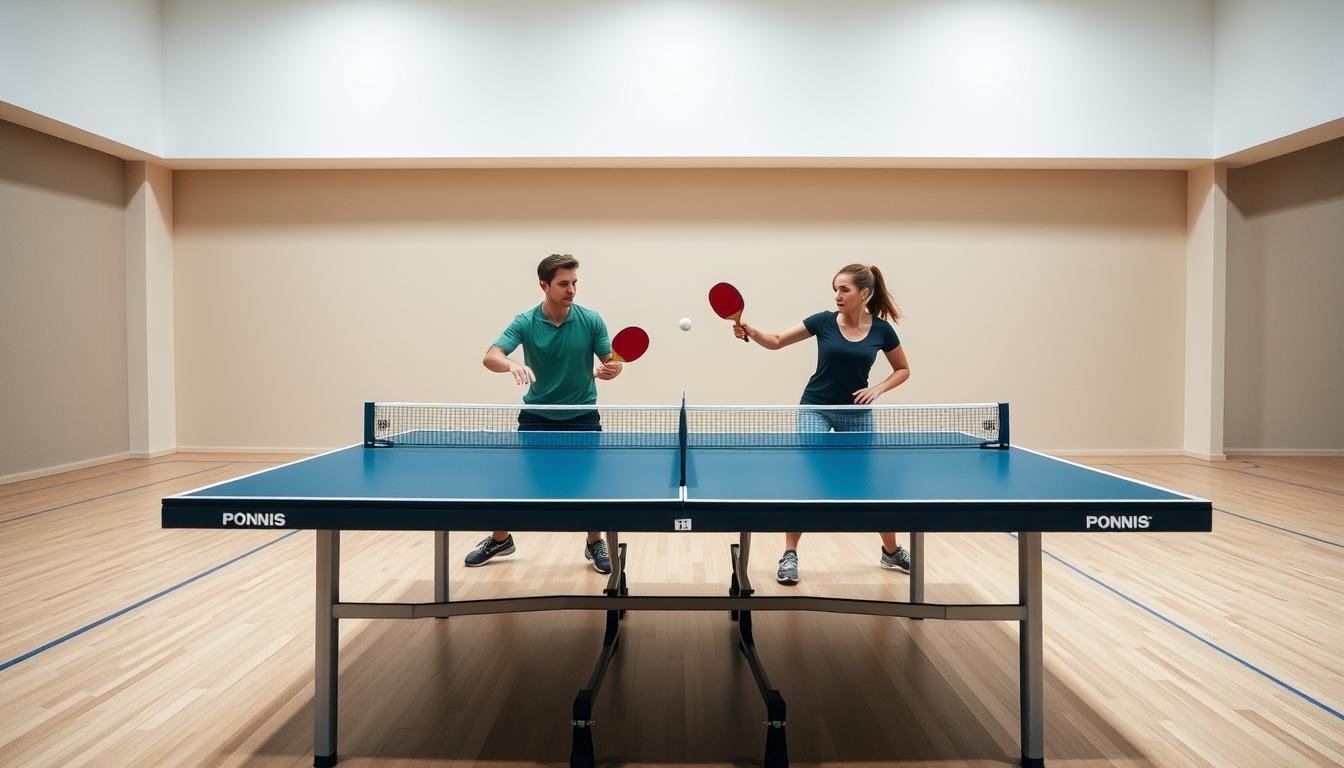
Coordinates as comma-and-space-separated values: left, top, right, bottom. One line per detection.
776, 550, 799, 585
464, 534, 515, 566
881, 544, 911, 572
585, 538, 613, 574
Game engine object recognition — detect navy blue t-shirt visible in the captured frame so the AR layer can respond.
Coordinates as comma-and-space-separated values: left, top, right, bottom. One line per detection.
800, 311, 901, 405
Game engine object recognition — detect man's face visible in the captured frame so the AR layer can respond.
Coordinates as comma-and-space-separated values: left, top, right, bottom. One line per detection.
541, 267, 578, 306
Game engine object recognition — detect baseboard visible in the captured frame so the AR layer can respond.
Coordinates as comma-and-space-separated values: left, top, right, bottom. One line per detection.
1225, 448, 1344, 457
1, 451, 134, 486
1044, 449, 1190, 457
128, 447, 178, 460
1181, 450, 1228, 461
9, 444, 1319, 488
175, 445, 330, 454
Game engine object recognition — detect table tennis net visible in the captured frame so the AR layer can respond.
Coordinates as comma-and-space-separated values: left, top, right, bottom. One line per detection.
368, 403, 1006, 448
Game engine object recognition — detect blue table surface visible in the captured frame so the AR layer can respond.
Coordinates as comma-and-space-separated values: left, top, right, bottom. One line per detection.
686, 445, 1185, 501
182, 439, 1191, 503
189, 443, 683, 502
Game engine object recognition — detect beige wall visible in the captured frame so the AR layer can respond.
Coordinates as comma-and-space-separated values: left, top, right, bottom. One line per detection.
174, 168, 1188, 453
0, 120, 129, 481
1226, 138, 1344, 453
125, 162, 176, 456
1184, 165, 1228, 460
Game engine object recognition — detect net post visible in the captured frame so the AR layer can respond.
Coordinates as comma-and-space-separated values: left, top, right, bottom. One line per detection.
997, 402, 1010, 448
363, 402, 376, 446
679, 392, 688, 486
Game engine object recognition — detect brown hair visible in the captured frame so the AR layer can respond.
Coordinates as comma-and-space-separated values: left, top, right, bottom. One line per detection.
537, 253, 579, 283
834, 263, 902, 322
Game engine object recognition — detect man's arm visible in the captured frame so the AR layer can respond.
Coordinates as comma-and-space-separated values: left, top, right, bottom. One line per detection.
592, 313, 620, 380
594, 353, 622, 380
484, 346, 535, 386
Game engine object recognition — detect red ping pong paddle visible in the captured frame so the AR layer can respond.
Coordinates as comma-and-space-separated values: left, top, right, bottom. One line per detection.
708, 282, 750, 342
610, 326, 650, 363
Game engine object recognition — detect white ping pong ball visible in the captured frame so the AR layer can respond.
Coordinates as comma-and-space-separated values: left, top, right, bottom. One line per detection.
678, 317, 693, 331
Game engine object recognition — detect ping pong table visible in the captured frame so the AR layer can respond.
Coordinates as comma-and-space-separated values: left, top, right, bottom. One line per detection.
162, 400, 1211, 768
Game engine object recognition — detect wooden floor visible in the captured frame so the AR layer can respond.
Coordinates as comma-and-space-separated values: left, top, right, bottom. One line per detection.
0, 453, 1340, 767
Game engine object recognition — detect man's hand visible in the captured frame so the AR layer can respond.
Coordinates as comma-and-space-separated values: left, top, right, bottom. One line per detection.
594, 360, 622, 380
510, 363, 537, 386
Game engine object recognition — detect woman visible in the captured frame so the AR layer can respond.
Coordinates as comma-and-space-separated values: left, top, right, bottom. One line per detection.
734, 263, 911, 585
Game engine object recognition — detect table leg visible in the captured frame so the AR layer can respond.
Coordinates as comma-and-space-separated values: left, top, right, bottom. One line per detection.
737, 532, 754, 595
434, 531, 449, 604
1018, 531, 1044, 767
909, 531, 924, 604
315, 530, 340, 767
604, 531, 621, 594
736, 603, 788, 767
571, 535, 627, 768
730, 531, 785, 765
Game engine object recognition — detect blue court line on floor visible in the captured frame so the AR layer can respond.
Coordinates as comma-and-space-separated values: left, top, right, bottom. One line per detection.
1215, 507, 1342, 549
0, 466, 227, 526
0, 530, 302, 674
1218, 465, 1344, 498
0, 460, 237, 501
1097, 461, 1344, 498
1093, 462, 1341, 547
1029, 536, 1343, 722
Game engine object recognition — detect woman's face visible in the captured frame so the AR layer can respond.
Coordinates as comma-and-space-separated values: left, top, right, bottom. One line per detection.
832, 273, 869, 312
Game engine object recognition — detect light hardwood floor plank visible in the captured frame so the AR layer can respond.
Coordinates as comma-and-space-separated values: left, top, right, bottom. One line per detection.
0, 453, 1339, 766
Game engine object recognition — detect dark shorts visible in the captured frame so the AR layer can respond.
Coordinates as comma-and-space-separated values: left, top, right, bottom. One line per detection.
517, 409, 602, 432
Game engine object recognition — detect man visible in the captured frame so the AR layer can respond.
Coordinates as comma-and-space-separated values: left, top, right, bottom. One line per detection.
472, 253, 622, 573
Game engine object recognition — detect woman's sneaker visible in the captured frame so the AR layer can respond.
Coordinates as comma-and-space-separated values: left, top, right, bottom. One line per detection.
464, 534, 515, 566
585, 539, 612, 574
880, 545, 911, 572
776, 550, 799, 584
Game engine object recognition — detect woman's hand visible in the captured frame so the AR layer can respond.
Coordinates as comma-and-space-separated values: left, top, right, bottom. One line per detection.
852, 385, 884, 405
733, 322, 754, 341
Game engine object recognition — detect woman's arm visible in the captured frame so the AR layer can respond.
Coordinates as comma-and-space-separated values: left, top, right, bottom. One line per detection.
852, 345, 910, 404
735, 322, 812, 350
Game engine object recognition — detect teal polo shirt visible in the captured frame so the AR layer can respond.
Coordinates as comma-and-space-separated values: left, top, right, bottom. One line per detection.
491, 303, 612, 408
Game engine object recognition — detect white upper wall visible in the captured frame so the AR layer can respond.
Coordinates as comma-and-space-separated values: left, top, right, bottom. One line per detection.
1214, 0, 1344, 158
7, 1, 1342, 163
162, 0, 1213, 160
0, 0, 162, 154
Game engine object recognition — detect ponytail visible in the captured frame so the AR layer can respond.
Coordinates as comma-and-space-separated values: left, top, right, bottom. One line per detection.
866, 265, 901, 322
835, 263, 902, 322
